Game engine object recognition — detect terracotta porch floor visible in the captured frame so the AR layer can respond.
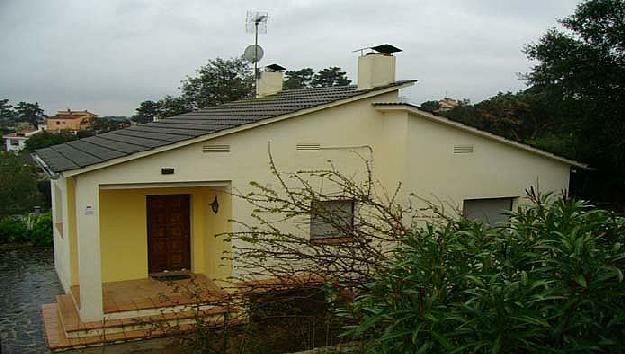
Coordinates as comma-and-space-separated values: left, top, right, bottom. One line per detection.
71, 274, 227, 314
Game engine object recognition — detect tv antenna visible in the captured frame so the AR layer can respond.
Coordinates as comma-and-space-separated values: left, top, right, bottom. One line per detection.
244, 11, 269, 83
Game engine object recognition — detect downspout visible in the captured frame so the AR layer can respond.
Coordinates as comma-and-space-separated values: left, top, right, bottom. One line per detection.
31, 153, 60, 179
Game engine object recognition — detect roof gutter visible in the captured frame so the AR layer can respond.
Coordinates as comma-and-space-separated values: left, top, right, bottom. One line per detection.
31, 153, 60, 179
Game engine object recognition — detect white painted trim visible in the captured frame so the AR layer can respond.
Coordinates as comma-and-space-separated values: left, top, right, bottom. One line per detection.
99, 181, 231, 190
61, 83, 414, 178
374, 104, 588, 169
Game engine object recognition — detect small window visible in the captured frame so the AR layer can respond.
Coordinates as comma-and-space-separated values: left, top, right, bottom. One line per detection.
56, 121, 60, 125
310, 200, 355, 243
463, 197, 514, 226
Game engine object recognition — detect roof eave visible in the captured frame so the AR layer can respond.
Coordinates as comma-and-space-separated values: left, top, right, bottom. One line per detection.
373, 103, 589, 170
58, 82, 416, 177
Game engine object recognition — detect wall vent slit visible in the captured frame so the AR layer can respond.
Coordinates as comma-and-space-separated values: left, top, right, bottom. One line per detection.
453, 145, 474, 154
202, 144, 230, 153
296, 143, 321, 151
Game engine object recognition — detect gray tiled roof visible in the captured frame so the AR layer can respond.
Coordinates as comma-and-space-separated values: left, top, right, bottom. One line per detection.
34, 81, 413, 174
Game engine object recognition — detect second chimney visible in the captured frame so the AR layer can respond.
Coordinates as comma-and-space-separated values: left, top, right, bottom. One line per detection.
257, 64, 286, 98
357, 44, 401, 90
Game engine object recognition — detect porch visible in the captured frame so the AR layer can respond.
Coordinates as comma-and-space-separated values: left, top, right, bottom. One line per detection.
43, 181, 237, 350
43, 274, 232, 351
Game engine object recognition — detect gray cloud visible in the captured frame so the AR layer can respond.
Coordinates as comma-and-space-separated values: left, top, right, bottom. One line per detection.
0, 0, 579, 115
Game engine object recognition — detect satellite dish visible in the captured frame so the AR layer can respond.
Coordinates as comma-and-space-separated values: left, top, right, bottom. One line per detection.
243, 44, 264, 63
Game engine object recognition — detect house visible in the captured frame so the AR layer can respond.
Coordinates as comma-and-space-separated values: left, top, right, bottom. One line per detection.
437, 97, 462, 112
2, 125, 43, 152
32, 47, 586, 350
46, 109, 97, 133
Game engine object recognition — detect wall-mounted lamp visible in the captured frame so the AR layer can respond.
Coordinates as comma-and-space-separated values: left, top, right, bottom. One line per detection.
210, 196, 219, 214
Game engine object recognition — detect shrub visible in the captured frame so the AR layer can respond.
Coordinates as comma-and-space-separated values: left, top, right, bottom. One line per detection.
0, 217, 28, 243
29, 212, 52, 247
343, 194, 625, 353
0, 212, 52, 246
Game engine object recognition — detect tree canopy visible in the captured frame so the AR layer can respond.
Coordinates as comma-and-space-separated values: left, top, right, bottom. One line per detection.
132, 59, 352, 123
0, 153, 41, 216
419, 0, 625, 207
523, 0, 625, 205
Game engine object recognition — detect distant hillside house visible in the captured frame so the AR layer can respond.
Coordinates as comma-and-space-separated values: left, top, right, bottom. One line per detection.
437, 97, 461, 112
2, 126, 43, 152
46, 109, 97, 133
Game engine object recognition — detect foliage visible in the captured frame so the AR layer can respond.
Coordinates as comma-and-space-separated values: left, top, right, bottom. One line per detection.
0, 217, 28, 243
225, 154, 408, 290
343, 193, 625, 353
0, 153, 41, 217
284, 68, 315, 90
180, 57, 254, 110
419, 100, 440, 113
23, 131, 77, 152
92, 116, 130, 133
157, 95, 193, 119
14, 101, 45, 128
311, 67, 351, 88
0, 99, 17, 122
284, 67, 352, 90
0, 212, 53, 246
132, 100, 160, 124
523, 0, 625, 206
0, 99, 45, 128
28, 212, 53, 246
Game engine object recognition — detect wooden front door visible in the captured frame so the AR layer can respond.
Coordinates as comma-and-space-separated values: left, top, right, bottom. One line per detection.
146, 194, 191, 274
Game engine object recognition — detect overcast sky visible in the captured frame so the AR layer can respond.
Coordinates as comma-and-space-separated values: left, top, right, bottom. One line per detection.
0, 0, 578, 116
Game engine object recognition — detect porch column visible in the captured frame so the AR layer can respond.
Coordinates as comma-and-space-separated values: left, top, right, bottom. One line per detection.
75, 180, 103, 321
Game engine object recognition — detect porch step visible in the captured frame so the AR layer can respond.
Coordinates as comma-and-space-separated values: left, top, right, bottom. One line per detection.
55, 294, 228, 339
43, 303, 231, 352
43, 300, 238, 352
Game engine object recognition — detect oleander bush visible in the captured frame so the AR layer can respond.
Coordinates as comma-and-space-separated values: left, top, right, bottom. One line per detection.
343, 194, 625, 353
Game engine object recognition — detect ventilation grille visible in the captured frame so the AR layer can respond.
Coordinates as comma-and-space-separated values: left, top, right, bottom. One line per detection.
296, 143, 321, 151
453, 144, 474, 154
202, 144, 230, 153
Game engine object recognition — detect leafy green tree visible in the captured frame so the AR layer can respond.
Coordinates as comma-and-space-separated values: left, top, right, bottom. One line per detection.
419, 100, 441, 113
24, 131, 77, 152
132, 100, 160, 124
524, 0, 625, 205
311, 67, 351, 87
0, 153, 41, 216
15, 101, 44, 129
92, 116, 130, 133
156, 95, 193, 119
0, 99, 17, 122
284, 68, 314, 90
180, 57, 254, 109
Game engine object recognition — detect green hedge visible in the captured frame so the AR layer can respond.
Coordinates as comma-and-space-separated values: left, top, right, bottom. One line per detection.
0, 212, 53, 247
343, 196, 625, 353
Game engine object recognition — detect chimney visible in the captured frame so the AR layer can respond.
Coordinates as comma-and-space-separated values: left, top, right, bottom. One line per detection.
357, 44, 402, 90
257, 64, 286, 98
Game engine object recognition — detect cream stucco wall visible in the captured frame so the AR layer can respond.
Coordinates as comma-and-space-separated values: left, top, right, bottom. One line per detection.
57, 88, 574, 320
404, 111, 570, 207
51, 176, 79, 293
